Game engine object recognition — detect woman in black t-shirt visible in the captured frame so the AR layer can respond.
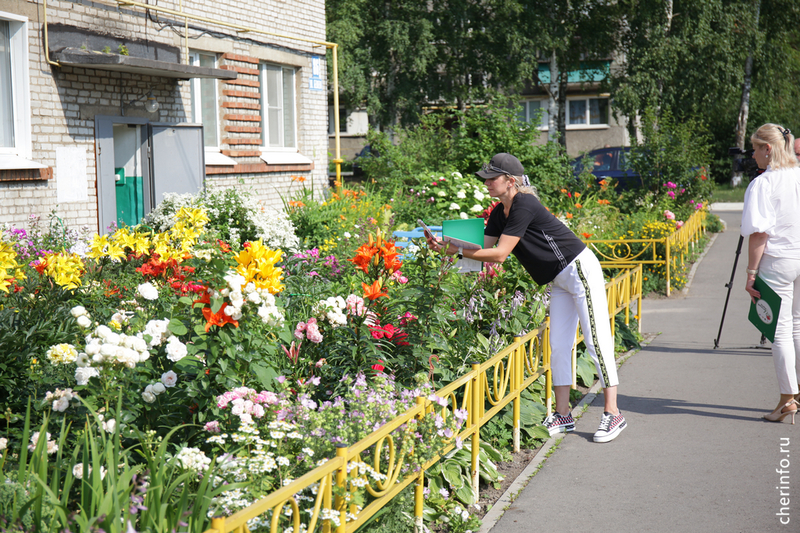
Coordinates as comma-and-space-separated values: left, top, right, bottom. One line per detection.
428, 153, 626, 443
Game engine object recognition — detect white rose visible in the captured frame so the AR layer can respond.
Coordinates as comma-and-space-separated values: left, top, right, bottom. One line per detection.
75, 353, 90, 367
131, 336, 148, 354
161, 371, 178, 388
142, 391, 156, 404
152, 382, 166, 395
53, 397, 70, 412
100, 343, 117, 357
103, 419, 116, 433
137, 282, 159, 301
261, 292, 276, 306
104, 332, 121, 346
0, 438, 7, 451
224, 273, 246, 292
76, 315, 92, 328
72, 463, 85, 479
70, 306, 86, 318
84, 340, 101, 356
95, 325, 113, 340
165, 337, 187, 363
460, 212, 469, 219
75, 366, 99, 385
449, 203, 460, 210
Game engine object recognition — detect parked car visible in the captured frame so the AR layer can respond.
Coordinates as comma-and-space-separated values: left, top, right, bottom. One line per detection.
571, 146, 641, 190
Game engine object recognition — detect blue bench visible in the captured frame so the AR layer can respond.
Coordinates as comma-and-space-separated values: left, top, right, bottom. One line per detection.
392, 226, 442, 252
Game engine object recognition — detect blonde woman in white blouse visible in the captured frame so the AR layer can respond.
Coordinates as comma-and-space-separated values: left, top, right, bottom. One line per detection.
742, 123, 800, 423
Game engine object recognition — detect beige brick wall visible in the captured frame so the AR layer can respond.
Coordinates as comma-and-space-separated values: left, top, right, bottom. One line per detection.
0, 0, 328, 234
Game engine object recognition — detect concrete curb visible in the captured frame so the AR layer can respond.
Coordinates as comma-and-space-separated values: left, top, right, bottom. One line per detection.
478, 333, 658, 533
680, 230, 719, 296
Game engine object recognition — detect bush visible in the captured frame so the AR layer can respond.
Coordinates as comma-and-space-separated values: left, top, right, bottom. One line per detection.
145, 187, 300, 252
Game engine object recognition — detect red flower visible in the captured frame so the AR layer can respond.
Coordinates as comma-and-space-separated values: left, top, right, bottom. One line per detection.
372, 360, 385, 372
480, 201, 500, 221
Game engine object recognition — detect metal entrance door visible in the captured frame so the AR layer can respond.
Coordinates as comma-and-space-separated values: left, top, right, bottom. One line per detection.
95, 116, 204, 233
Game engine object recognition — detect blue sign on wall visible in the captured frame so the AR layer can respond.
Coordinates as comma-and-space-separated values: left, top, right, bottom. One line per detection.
310, 56, 324, 91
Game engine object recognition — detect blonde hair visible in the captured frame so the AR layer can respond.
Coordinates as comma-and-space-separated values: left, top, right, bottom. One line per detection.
506, 174, 539, 198
751, 123, 798, 170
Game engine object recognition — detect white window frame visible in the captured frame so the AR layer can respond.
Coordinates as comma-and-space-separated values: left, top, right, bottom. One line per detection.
189, 51, 236, 166
0, 11, 39, 169
189, 51, 220, 148
260, 63, 296, 151
566, 97, 610, 130
328, 106, 347, 135
519, 99, 549, 131
259, 62, 310, 165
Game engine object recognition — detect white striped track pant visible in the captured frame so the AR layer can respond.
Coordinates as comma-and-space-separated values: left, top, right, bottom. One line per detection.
549, 247, 619, 388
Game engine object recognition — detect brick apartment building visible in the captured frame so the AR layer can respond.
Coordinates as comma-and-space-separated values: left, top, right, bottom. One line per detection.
1, 0, 329, 233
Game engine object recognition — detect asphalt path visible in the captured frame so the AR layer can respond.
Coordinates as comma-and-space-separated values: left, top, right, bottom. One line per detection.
486, 207, 799, 533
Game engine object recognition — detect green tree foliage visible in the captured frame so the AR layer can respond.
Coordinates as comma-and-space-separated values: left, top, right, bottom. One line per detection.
746, 2, 800, 144
327, 0, 543, 127
360, 94, 572, 197
611, 0, 800, 181
532, 0, 626, 147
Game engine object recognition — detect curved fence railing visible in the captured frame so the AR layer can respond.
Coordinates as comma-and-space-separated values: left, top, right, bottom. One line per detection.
204, 264, 644, 533
583, 209, 707, 296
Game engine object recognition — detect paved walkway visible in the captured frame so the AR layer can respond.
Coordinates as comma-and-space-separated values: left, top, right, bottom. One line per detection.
485, 207, 799, 533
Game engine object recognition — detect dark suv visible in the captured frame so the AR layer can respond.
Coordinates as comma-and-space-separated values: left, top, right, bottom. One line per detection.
571, 146, 641, 190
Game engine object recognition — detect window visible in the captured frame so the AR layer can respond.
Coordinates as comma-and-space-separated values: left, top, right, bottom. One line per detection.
567, 97, 609, 126
519, 100, 549, 129
260, 64, 296, 149
189, 52, 220, 148
0, 11, 36, 168
328, 106, 347, 135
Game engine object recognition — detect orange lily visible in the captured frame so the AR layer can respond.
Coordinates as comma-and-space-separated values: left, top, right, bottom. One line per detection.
363, 279, 388, 300
381, 244, 402, 273
202, 302, 239, 332
349, 244, 378, 273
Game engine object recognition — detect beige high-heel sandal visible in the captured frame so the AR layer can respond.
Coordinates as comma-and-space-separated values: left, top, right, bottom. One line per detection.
764, 399, 800, 423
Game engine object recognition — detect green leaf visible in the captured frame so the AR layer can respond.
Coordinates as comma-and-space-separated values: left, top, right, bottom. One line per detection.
252, 364, 279, 389
168, 318, 188, 336
454, 483, 475, 505
441, 463, 465, 489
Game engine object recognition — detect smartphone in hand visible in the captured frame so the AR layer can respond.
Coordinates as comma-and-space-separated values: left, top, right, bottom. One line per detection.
418, 219, 435, 240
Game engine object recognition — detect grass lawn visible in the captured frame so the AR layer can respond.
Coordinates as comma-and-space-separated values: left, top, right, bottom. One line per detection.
711, 182, 747, 203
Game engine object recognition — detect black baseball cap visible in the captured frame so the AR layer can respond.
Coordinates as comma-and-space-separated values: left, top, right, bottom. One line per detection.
475, 153, 525, 180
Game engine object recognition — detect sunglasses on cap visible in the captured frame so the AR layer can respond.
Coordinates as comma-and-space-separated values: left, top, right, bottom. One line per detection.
481, 163, 512, 175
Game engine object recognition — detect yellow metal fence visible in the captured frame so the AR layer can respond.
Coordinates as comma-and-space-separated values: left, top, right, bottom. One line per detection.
583, 209, 707, 296
204, 265, 644, 533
